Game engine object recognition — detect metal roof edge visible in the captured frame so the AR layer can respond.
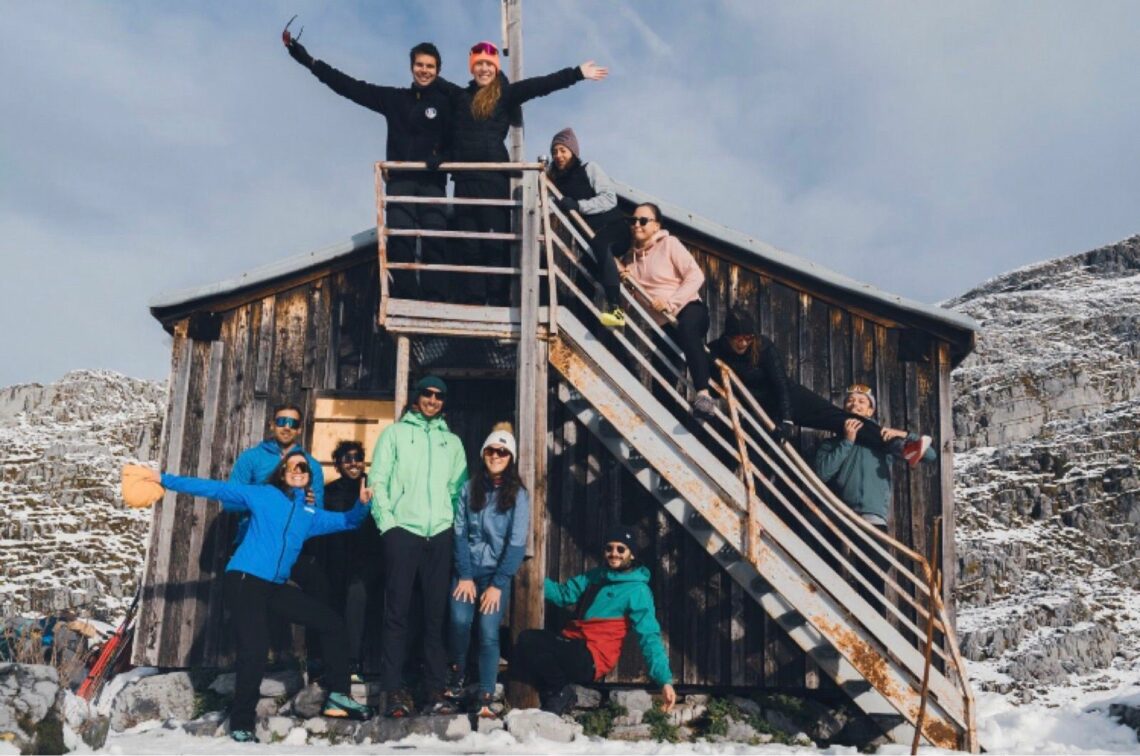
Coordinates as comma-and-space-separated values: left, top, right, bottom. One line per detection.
147, 228, 377, 311
614, 181, 979, 334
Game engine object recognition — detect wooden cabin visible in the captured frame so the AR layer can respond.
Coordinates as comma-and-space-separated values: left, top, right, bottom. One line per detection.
135, 165, 977, 747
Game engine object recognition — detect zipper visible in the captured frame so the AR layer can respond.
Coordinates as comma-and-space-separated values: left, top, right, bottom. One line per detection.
274, 493, 298, 580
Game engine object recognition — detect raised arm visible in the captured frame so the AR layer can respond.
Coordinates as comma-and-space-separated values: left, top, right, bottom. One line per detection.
505, 60, 606, 108
308, 501, 369, 538
282, 27, 396, 116
161, 473, 255, 513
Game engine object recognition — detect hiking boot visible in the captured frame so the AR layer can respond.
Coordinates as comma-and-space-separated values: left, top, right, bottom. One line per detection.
383, 690, 413, 718
541, 684, 577, 716
901, 435, 933, 468
323, 690, 374, 721
230, 729, 258, 743
598, 306, 626, 328
692, 392, 718, 421
421, 691, 459, 716
443, 663, 465, 701
474, 691, 500, 719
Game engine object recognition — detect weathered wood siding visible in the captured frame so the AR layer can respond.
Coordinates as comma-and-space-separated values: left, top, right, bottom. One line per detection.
138, 233, 955, 690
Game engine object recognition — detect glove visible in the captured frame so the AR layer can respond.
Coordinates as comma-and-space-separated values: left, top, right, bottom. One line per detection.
770, 419, 796, 443
425, 154, 444, 172
556, 195, 580, 214
286, 38, 314, 69
121, 465, 164, 509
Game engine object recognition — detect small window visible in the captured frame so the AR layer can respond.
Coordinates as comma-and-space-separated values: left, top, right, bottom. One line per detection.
310, 394, 395, 479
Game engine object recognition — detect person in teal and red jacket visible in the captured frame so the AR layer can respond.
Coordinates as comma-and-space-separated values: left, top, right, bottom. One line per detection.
513, 526, 676, 716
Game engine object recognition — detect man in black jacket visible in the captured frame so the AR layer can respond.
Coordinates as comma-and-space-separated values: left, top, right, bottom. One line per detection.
283, 29, 451, 300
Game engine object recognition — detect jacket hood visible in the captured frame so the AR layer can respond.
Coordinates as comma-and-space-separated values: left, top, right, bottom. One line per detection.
601, 564, 651, 584
632, 229, 670, 258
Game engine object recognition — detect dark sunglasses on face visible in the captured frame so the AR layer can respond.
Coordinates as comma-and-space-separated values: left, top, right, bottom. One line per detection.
420, 389, 445, 400
483, 447, 511, 459
627, 216, 655, 227
470, 41, 498, 55
340, 452, 364, 464
287, 462, 310, 475
604, 544, 629, 555
274, 416, 300, 429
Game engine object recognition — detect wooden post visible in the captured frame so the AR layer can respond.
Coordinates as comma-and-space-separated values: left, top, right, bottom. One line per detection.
508, 170, 545, 709
503, 0, 525, 162
394, 335, 410, 418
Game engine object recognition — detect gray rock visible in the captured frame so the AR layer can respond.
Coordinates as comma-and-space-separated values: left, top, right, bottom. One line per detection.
407, 714, 472, 741
356, 717, 411, 744
181, 711, 226, 738
729, 695, 763, 718
1108, 703, 1140, 737
0, 663, 60, 743
255, 715, 294, 744
725, 717, 759, 742
78, 715, 111, 750
289, 682, 326, 719
610, 689, 654, 725
259, 669, 304, 699
477, 716, 506, 734
570, 684, 602, 709
505, 709, 583, 743
324, 718, 360, 743
303, 717, 328, 735
207, 672, 235, 696
763, 707, 800, 736
799, 698, 849, 741
109, 671, 195, 732
609, 723, 652, 740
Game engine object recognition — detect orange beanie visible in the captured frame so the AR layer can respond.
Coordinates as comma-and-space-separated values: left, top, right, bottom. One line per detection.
469, 41, 500, 74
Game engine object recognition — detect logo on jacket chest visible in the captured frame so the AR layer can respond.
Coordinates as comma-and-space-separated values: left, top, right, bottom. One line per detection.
424, 107, 438, 119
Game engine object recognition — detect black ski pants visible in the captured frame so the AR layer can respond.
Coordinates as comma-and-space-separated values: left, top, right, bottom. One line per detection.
379, 526, 453, 693
344, 556, 385, 669
452, 179, 511, 305
588, 220, 628, 308
760, 382, 889, 449
513, 629, 596, 696
386, 178, 448, 301
225, 571, 349, 732
663, 301, 712, 392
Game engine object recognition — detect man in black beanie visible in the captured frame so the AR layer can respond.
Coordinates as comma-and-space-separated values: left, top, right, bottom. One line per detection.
513, 526, 676, 716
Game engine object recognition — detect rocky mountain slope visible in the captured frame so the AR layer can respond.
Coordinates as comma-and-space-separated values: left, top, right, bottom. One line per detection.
947, 235, 1140, 699
0, 370, 165, 621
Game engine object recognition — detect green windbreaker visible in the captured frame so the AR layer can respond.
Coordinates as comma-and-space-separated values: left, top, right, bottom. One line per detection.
367, 410, 468, 537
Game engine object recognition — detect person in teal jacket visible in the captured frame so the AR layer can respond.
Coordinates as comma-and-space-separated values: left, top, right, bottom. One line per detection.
140, 451, 371, 742
367, 375, 468, 717
513, 526, 676, 716
445, 422, 530, 718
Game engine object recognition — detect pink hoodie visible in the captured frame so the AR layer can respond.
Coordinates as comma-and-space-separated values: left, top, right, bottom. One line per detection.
620, 230, 705, 325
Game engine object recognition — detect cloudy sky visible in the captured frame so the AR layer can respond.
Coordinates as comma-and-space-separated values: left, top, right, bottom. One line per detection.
3, 1, 1138, 387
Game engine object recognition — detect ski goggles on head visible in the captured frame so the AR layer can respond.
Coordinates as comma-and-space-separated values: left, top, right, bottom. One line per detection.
845, 383, 873, 396
470, 41, 499, 56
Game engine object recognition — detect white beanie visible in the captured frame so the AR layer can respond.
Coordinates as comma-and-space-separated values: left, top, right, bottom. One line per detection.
481, 426, 517, 460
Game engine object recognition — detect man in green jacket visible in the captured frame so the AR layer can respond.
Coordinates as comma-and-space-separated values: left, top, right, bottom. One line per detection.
368, 375, 468, 717
513, 526, 676, 716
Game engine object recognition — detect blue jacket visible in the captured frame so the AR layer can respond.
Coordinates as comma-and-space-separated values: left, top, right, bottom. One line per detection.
161, 474, 367, 584
453, 480, 530, 590
230, 440, 325, 544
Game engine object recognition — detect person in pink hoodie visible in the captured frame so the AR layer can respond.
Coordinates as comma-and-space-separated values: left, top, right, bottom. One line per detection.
619, 203, 716, 419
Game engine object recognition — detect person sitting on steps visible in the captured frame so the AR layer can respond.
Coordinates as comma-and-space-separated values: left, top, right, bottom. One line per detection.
545, 126, 628, 328
619, 203, 716, 420
512, 526, 676, 716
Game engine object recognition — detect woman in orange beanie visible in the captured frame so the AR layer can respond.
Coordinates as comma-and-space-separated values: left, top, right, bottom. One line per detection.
445, 42, 607, 305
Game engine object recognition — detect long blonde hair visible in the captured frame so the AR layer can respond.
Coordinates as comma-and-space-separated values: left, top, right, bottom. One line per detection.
471, 75, 502, 121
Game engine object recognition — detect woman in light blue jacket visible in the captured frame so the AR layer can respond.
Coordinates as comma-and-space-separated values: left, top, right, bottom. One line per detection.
444, 423, 530, 718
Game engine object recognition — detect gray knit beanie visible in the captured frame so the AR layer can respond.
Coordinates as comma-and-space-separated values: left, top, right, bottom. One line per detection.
550, 127, 580, 158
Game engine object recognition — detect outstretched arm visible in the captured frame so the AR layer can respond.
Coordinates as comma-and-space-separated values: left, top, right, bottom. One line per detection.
308, 502, 369, 537
160, 473, 254, 513
282, 25, 395, 115
505, 61, 606, 107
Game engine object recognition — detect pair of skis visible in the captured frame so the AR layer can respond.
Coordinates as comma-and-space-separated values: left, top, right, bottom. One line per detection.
77, 589, 140, 702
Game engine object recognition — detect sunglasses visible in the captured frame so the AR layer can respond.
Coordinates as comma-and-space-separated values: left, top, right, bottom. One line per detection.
420, 389, 445, 400
470, 41, 499, 55
483, 447, 512, 459
274, 416, 301, 429
340, 452, 364, 464
627, 216, 655, 227
604, 544, 629, 555
286, 462, 310, 475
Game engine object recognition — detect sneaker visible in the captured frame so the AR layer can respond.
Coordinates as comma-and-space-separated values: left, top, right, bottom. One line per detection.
474, 691, 499, 719
541, 684, 577, 717
421, 691, 459, 716
230, 729, 258, 743
384, 690, 413, 718
692, 392, 718, 421
598, 306, 626, 328
901, 435, 933, 468
443, 664, 465, 701
323, 690, 374, 721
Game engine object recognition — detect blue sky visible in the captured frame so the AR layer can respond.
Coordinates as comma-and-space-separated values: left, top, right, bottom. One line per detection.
3, 1, 1139, 387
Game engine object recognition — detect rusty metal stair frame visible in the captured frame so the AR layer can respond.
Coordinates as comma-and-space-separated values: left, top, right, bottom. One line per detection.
549, 291, 975, 751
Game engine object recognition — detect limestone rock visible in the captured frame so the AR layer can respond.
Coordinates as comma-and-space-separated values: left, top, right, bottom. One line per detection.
181, 711, 226, 738
609, 689, 653, 725
569, 684, 602, 709
609, 723, 652, 740
288, 682, 326, 719
505, 709, 583, 743
109, 670, 195, 732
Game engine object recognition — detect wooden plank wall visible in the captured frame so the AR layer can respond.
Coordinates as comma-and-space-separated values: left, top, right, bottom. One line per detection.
137, 237, 955, 688
134, 262, 395, 667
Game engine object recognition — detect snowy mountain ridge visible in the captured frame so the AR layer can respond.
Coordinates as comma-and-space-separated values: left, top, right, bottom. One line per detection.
0, 369, 166, 620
